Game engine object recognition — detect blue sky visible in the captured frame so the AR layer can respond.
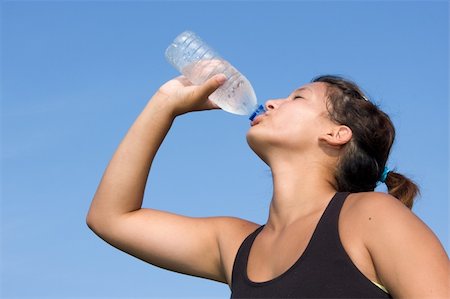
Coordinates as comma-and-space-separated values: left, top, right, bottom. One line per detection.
1, 1, 448, 298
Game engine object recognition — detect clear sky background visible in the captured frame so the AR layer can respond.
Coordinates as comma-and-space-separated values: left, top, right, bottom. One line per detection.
1, 1, 448, 298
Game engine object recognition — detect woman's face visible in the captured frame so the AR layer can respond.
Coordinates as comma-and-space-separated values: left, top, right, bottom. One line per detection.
246, 82, 336, 158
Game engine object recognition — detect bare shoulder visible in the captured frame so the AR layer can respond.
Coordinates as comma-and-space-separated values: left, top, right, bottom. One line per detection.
213, 216, 260, 234
343, 192, 418, 230
213, 216, 260, 253
344, 191, 437, 247
212, 216, 260, 285
345, 191, 409, 216
344, 192, 449, 298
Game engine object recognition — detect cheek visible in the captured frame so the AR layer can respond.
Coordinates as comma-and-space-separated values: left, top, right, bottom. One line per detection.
273, 111, 311, 135
273, 113, 324, 146
247, 122, 299, 149
246, 109, 321, 149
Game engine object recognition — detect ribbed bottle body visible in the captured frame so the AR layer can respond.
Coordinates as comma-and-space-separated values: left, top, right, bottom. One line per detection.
165, 31, 257, 115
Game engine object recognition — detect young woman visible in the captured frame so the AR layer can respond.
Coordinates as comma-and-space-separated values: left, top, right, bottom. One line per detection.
86, 74, 449, 298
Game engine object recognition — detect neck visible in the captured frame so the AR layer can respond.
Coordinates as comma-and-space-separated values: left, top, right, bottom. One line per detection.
265, 152, 337, 231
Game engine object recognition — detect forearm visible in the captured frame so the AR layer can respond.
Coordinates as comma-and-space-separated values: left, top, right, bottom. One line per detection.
87, 74, 225, 227
87, 95, 175, 223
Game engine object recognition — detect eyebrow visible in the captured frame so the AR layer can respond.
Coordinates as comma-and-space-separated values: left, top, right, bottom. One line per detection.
294, 87, 310, 93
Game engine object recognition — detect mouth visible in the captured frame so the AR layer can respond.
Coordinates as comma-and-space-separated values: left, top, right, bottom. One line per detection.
250, 114, 265, 126
249, 104, 266, 123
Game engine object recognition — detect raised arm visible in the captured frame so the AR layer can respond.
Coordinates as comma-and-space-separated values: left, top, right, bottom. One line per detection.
86, 75, 258, 284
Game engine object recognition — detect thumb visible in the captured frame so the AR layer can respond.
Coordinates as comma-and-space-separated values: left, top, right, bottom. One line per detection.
193, 74, 227, 99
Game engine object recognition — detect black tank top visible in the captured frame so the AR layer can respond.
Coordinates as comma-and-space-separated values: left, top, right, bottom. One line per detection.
230, 192, 392, 298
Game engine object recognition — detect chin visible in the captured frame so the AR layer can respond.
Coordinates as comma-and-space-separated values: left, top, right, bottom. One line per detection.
246, 126, 260, 148
246, 128, 270, 164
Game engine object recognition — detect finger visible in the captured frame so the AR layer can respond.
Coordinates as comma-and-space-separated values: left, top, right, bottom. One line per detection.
193, 74, 227, 99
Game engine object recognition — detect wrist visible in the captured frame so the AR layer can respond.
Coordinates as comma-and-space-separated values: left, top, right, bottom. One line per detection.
146, 93, 178, 119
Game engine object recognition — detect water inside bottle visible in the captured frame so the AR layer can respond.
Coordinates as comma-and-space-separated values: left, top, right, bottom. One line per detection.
182, 59, 257, 115
210, 75, 257, 115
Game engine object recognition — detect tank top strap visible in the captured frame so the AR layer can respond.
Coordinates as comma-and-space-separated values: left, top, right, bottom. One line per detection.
319, 191, 350, 227
231, 225, 264, 287
305, 192, 351, 255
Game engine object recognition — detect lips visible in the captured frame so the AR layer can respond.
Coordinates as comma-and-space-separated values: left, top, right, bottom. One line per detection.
250, 114, 265, 126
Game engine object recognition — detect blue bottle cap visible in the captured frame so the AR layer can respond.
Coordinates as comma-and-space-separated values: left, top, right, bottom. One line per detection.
249, 104, 266, 121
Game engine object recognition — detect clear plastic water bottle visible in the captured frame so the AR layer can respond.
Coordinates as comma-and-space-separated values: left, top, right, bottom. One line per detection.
165, 31, 260, 116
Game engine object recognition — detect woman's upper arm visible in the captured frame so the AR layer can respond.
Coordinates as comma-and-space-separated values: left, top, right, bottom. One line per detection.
87, 208, 258, 284
361, 193, 449, 298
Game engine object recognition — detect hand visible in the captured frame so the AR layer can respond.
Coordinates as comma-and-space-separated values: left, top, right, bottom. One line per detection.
153, 74, 227, 117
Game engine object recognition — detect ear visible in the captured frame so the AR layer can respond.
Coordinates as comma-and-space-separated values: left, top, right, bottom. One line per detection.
320, 125, 352, 146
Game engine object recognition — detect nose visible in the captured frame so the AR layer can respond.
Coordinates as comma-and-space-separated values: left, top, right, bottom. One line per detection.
265, 98, 286, 111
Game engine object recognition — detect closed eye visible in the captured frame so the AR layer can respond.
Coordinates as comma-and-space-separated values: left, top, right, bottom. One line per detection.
293, 95, 304, 100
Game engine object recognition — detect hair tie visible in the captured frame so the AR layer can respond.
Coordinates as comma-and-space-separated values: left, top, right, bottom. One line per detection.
379, 166, 390, 183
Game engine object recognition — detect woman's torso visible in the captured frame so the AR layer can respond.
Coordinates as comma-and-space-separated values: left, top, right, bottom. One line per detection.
222, 192, 391, 298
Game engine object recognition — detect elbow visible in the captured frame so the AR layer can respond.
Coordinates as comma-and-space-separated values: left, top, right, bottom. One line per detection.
85, 204, 106, 233
86, 212, 109, 237
85, 207, 121, 235
86, 210, 98, 232
85, 198, 106, 232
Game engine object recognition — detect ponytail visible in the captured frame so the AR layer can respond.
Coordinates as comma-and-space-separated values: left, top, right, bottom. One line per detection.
384, 171, 420, 209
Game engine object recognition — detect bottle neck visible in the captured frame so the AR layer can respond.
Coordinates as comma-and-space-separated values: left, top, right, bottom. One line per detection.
249, 104, 266, 121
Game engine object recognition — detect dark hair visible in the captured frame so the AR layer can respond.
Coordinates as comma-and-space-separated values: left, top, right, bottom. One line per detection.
312, 75, 419, 209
